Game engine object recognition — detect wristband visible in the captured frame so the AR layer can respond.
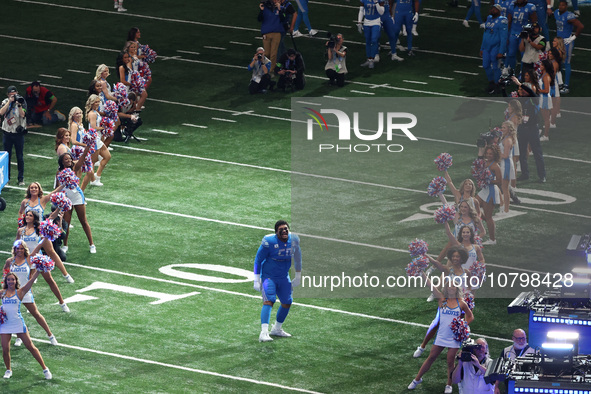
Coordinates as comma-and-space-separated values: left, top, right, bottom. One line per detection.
547, 4, 552, 8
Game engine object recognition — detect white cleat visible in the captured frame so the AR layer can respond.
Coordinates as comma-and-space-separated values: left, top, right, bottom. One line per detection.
48, 335, 58, 346
413, 346, 425, 358
373, 54, 380, 63
259, 330, 273, 342
117, 6, 127, 12
43, 369, 52, 380
462, 20, 470, 28
308, 29, 318, 36
269, 324, 292, 337
63, 274, 75, 283
444, 385, 453, 394
408, 379, 422, 389
90, 244, 97, 254
391, 53, 404, 61
292, 30, 303, 38
60, 303, 71, 313
3, 370, 12, 379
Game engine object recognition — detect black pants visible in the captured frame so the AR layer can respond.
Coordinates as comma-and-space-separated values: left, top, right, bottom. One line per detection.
2, 131, 25, 182
518, 126, 546, 180
278, 73, 305, 91
326, 69, 345, 87
249, 74, 271, 94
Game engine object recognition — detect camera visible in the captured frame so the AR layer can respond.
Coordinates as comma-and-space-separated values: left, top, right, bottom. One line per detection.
460, 339, 482, 361
327, 32, 337, 49
14, 95, 25, 104
15, 125, 27, 135
497, 66, 514, 87
476, 128, 502, 148
257, 54, 263, 60
520, 23, 534, 39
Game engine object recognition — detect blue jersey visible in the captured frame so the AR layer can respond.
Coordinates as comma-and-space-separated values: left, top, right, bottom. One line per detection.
395, 0, 414, 13
380, 0, 392, 20
361, 0, 382, 21
508, 2, 537, 32
481, 15, 509, 52
254, 233, 302, 279
495, 0, 513, 17
554, 10, 577, 38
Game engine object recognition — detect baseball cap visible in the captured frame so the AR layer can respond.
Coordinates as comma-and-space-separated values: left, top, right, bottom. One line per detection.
256, 47, 265, 53
492, 4, 502, 10
7, 86, 17, 94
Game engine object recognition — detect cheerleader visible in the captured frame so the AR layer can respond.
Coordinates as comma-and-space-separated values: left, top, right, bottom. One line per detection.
17, 182, 64, 222
504, 100, 522, 185
0, 242, 52, 379
117, 51, 147, 112
538, 60, 554, 142
476, 145, 502, 245
499, 121, 517, 214
86, 95, 111, 187
66, 109, 97, 190
442, 171, 481, 217
126, 28, 153, 89
547, 48, 563, 128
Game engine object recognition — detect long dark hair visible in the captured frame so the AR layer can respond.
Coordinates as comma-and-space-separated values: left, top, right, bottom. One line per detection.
542, 59, 555, 82
550, 47, 562, 67
127, 27, 140, 42
25, 209, 42, 236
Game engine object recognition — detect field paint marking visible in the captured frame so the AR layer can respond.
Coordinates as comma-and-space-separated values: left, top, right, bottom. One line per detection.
27, 154, 53, 159
403, 80, 428, 85
268, 106, 292, 112
296, 101, 322, 106
229, 41, 252, 46
203, 46, 226, 50
38, 73, 62, 79
151, 128, 178, 135
453, 70, 479, 76
350, 90, 375, 95
29, 337, 322, 393
323, 95, 349, 100
67, 69, 90, 74
182, 123, 207, 128
429, 75, 454, 80
177, 49, 200, 55
328, 24, 352, 29
0, 34, 120, 53
211, 117, 236, 123
423, 7, 445, 12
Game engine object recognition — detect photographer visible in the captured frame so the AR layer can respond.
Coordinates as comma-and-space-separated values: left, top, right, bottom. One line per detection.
115, 92, 142, 143
258, 0, 285, 74
248, 47, 274, 94
452, 338, 495, 393
518, 22, 545, 79
1, 86, 28, 185
275, 48, 305, 91
325, 33, 348, 87
24, 81, 66, 127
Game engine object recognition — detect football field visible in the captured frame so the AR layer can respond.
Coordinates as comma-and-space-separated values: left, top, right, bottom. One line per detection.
1, 0, 590, 392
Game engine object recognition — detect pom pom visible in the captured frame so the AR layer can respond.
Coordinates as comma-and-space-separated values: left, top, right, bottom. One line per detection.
113, 82, 129, 101
57, 168, 80, 190
468, 261, 486, 284
464, 294, 475, 311
118, 97, 131, 110
434, 204, 456, 224
471, 158, 494, 188
434, 153, 453, 171
408, 239, 429, 257
81, 155, 93, 173
103, 100, 119, 120
30, 254, 55, 273
405, 255, 430, 277
450, 317, 471, 342
39, 220, 62, 242
139, 61, 152, 79
50, 192, 72, 213
100, 117, 115, 139
70, 145, 84, 161
0, 306, 6, 325
17, 217, 25, 228
82, 128, 98, 154
140, 44, 158, 63
510, 91, 519, 98
427, 176, 447, 197
473, 235, 483, 248
130, 71, 146, 95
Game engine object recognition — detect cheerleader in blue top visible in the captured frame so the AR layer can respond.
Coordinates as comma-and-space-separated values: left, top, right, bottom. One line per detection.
66, 109, 96, 191
499, 121, 517, 214
1, 251, 52, 379
476, 144, 502, 245
18, 181, 64, 222
538, 60, 554, 142
409, 270, 473, 392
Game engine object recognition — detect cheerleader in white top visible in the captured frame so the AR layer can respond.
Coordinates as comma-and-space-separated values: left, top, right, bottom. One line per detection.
57, 143, 96, 254
17, 210, 74, 295
1, 266, 52, 380
17, 182, 64, 226
93, 64, 120, 148
85, 95, 111, 187
548, 48, 562, 129
117, 50, 148, 112
408, 271, 473, 392
538, 60, 554, 142
475, 145, 502, 245
66, 108, 98, 190
3, 241, 59, 349
499, 121, 517, 214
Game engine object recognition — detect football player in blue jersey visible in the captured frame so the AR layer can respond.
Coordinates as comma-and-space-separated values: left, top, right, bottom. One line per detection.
553, 0, 584, 94
506, 0, 538, 71
495, 0, 513, 17
481, 4, 509, 94
254, 220, 302, 342
390, 0, 420, 59
358, 0, 385, 68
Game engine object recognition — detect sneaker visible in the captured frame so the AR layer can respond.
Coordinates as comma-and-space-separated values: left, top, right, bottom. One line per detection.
259, 330, 273, 342
55, 110, 66, 121
60, 303, 70, 313
61, 245, 69, 253
413, 346, 425, 358
539, 177, 546, 183
114, 1, 118, 8
549, 123, 556, 129
559, 85, 569, 94
117, 6, 127, 12
43, 369, 52, 380
360, 60, 371, 67
374, 54, 380, 63
426, 293, 435, 302
63, 274, 75, 283
444, 385, 453, 394
14, 338, 22, 347
391, 53, 404, 61
411, 25, 418, 36
539, 135, 549, 142
557, 112, 561, 118
48, 335, 58, 346
574, 9, 580, 16
90, 178, 103, 186
308, 29, 318, 36
479, 23, 486, 28
408, 379, 423, 389
3, 370, 11, 379
462, 20, 470, 28
269, 324, 292, 337
90, 244, 97, 254
292, 30, 303, 38
18, 181, 25, 186
368, 60, 375, 69
482, 239, 497, 245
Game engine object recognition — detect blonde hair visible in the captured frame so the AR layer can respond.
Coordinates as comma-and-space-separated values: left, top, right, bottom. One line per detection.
94, 64, 109, 80
12, 240, 30, 259
502, 121, 517, 145
85, 94, 100, 121
68, 106, 83, 130
459, 179, 476, 198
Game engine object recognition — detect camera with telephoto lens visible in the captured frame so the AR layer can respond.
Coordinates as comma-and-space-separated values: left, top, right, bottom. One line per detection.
477, 128, 502, 148
14, 94, 25, 105
257, 54, 263, 60
497, 66, 514, 87
327, 32, 337, 49
520, 23, 534, 39
460, 339, 482, 362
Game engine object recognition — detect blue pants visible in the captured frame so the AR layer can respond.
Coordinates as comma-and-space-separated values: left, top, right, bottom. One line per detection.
381, 16, 398, 53
518, 126, 546, 180
262, 276, 293, 305
505, 32, 521, 70
294, 0, 312, 31
2, 131, 25, 182
364, 25, 381, 58
482, 46, 502, 82
465, 0, 483, 24
393, 12, 414, 51
564, 41, 574, 85
536, 8, 550, 47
